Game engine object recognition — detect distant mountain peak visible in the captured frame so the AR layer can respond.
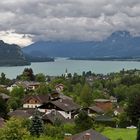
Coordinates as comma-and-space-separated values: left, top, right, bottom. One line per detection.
22, 30, 140, 58
109, 31, 131, 39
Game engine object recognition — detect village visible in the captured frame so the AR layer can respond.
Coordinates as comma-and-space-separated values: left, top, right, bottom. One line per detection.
0, 68, 139, 140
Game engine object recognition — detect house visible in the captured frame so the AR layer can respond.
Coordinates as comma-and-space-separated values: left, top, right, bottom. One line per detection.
0, 93, 10, 101
7, 83, 18, 92
0, 85, 7, 89
94, 115, 116, 127
110, 96, 117, 103
22, 91, 65, 109
17, 81, 40, 91
85, 106, 104, 117
7, 81, 41, 92
22, 92, 71, 109
64, 129, 109, 140
94, 99, 113, 112
55, 84, 64, 92
8, 108, 45, 119
42, 110, 73, 125
23, 95, 50, 109
8, 109, 34, 119
38, 98, 80, 119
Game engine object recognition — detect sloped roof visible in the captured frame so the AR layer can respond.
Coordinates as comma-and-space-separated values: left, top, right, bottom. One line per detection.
51, 98, 80, 111
42, 111, 73, 124
8, 109, 32, 118
39, 98, 80, 112
110, 96, 117, 100
0, 93, 10, 100
89, 106, 104, 114
95, 115, 114, 122
23, 95, 50, 104
16, 81, 40, 87
70, 129, 109, 140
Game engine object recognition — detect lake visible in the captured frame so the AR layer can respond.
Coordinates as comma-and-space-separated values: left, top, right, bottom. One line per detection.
1, 58, 140, 79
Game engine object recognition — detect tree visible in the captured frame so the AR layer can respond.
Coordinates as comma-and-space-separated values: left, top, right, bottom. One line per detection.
0, 73, 10, 85
113, 85, 128, 102
126, 85, 140, 125
80, 84, 93, 107
44, 124, 64, 139
36, 83, 51, 95
17, 68, 35, 81
0, 73, 6, 85
7, 97, 19, 110
35, 73, 46, 82
0, 117, 29, 140
93, 90, 106, 100
0, 96, 8, 118
29, 109, 44, 137
8, 86, 25, 110
11, 86, 25, 99
137, 119, 140, 140
75, 110, 93, 132
118, 112, 130, 128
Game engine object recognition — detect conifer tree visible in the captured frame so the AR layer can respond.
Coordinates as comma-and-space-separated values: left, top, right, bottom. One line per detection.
29, 108, 44, 137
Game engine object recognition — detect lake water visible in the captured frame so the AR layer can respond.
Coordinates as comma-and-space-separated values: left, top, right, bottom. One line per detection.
1, 58, 140, 79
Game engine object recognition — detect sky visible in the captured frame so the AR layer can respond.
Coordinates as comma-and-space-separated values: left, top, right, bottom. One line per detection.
0, 0, 140, 47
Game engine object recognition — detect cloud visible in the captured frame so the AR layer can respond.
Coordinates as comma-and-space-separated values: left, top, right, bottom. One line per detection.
0, 0, 140, 46
0, 30, 33, 46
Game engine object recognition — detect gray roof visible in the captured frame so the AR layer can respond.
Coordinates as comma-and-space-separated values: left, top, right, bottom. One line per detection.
110, 96, 117, 100
16, 81, 40, 88
0, 93, 10, 100
95, 115, 114, 122
89, 106, 104, 114
51, 98, 80, 111
23, 95, 50, 104
38, 98, 80, 112
69, 129, 109, 140
42, 111, 73, 124
8, 109, 35, 118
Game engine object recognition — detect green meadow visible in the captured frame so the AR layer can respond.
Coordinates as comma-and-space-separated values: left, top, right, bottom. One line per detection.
102, 128, 137, 140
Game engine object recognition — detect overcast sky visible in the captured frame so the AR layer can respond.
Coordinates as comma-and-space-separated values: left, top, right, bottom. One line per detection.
0, 0, 140, 46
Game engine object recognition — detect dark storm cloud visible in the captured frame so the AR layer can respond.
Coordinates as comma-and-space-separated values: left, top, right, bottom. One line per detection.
0, 0, 140, 43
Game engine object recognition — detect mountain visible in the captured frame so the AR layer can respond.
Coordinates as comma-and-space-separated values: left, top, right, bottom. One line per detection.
22, 31, 140, 58
24, 54, 54, 62
0, 40, 30, 66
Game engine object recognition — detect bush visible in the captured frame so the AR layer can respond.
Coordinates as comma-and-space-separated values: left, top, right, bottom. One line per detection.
44, 124, 64, 139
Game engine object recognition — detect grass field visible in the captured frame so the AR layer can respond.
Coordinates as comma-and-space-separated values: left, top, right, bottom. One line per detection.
102, 127, 137, 140
26, 127, 137, 140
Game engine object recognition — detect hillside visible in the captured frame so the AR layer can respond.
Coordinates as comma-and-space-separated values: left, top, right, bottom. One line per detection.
0, 40, 30, 66
22, 31, 140, 58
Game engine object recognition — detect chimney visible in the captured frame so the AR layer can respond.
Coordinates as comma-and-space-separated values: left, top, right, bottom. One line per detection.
83, 133, 91, 140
